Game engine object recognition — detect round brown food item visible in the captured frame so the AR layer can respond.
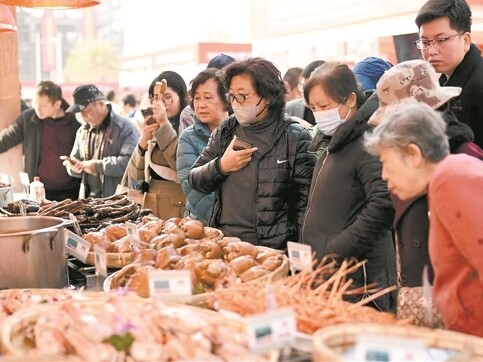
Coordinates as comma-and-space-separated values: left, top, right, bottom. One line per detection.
103, 224, 128, 242
84, 231, 111, 251
132, 249, 157, 266
239, 266, 271, 282
180, 219, 205, 239
125, 266, 154, 298
229, 255, 259, 276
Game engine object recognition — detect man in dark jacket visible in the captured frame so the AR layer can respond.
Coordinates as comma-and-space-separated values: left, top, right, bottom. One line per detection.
189, 58, 316, 250
0, 81, 81, 201
415, 0, 483, 147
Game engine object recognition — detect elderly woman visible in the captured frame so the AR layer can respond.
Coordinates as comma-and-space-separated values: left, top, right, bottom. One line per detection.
126, 70, 189, 219
301, 61, 396, 312
176, 69, 230, 225
364, 102, 483, 337
188, 57, 316, 250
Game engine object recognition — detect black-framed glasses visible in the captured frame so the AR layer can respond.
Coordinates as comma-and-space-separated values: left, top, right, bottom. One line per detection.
415, 33, 463, 50
225, 92, 256, 104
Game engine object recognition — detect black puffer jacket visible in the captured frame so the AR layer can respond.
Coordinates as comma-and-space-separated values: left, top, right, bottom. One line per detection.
188, 114, 316, 250
301, 94, 396, 311
441, 43, 483, 148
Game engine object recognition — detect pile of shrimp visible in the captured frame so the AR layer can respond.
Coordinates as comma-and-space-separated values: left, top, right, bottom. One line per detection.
208, 257, 405, 334
6, 295, 265, 362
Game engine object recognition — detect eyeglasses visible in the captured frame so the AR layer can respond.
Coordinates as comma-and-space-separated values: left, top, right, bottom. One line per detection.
415, 33, 463, 50
225, 92, 256, 104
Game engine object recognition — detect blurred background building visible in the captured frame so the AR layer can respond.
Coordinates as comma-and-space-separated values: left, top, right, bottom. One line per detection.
12, 0, 483, 102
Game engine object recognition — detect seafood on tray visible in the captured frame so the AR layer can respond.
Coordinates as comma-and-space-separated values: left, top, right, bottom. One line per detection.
1, 295, 267, 362
207, 257, 406, 335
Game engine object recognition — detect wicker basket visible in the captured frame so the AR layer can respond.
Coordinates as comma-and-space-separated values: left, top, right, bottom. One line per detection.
0, 298, 246, 359
83, 226, 224, 269
104, 245, 289, 304
312, 323, 483, 361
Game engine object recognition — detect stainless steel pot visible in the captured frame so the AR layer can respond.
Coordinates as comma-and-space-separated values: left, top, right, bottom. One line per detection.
0, 186, 13, 208
0, 216, 70, 289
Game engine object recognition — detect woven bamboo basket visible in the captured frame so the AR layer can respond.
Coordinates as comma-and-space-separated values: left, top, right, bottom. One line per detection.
0, 298, 247, 359
103, 245, 289, 305
84, 226, 223, 269
312, 323, 483, 361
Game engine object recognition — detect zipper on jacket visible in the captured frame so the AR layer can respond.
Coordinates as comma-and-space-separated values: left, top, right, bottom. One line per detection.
300, 147, 329, 244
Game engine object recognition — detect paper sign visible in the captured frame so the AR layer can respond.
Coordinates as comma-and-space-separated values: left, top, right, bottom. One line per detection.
19, 172, 30, 186
94, 246, 107, 277
355, 334, 429, 361
148, 269, 192, 301
125, 221, 140, 248
287, 242, 312, 272
245, 308, 296, 354
64, 230, 90, 263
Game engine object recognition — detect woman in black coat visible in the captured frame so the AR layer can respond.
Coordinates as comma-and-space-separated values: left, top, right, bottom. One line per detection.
301, 62, 396, 312
188, 57, 316, 250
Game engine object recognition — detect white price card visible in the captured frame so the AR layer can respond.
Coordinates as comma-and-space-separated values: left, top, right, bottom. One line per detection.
245, 307, 296, 354
148, 269, 192, 302
94, 246, 107, 277
125, 221, 140, 248
354, 334, 429, 361
19, 172, 30, 186
64, 230, 90, 263
287, 242, 312, 272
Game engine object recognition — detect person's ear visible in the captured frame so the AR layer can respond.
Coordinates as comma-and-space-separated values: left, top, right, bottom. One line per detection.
53, 99, 62, 109
346, 92, 357, 108
406, 143, 424, 167
463, 31, 471, 52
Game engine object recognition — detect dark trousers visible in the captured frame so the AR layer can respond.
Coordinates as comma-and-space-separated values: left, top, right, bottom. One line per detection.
46, 187, 80, 202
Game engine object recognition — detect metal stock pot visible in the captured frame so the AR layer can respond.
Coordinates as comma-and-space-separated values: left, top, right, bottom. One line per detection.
0, 186, 13, 208
0, 216, 70, 289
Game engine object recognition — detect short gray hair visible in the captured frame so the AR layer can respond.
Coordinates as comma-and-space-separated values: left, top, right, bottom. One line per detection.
364, 103, 450, 162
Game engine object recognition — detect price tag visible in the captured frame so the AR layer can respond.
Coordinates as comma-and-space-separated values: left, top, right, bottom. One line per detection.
94, 246, 107, 277
245, 307, 296, 354
19, 172, 30, 187
148, 269, 192, 302
355, 334, 428, 361
64, 230, 90, 263
125, 221, 140, 248
287, 242, 312, 272
69, 213, 82, 235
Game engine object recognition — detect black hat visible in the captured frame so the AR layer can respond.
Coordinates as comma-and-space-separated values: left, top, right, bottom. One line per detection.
207, 53, 236, 70
67, 84, 106, 113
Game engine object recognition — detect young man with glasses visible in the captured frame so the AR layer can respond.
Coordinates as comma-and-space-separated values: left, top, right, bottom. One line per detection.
415, 0, 483, 147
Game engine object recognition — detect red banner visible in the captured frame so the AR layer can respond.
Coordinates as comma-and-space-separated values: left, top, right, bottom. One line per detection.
41, 10, 56, 72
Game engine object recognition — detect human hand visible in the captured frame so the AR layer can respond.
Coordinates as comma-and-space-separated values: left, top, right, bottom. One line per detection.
79, 160, 98, 175
62, 156, 83, 173
219, 136, 258, 173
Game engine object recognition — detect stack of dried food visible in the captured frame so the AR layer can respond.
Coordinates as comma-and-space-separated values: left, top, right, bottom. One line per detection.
1, 193, 151, 233
92, 217, 288, 297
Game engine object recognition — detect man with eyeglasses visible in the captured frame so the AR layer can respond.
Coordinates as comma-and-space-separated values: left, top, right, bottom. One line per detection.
415, 0, 483, 147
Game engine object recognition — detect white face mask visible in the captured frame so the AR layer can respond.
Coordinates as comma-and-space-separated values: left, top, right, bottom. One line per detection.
313, 101, 350, 136
232, 98, 266, 127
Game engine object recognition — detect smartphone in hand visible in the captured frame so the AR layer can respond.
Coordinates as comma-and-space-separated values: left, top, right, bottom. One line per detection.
233, 137, 253, 151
